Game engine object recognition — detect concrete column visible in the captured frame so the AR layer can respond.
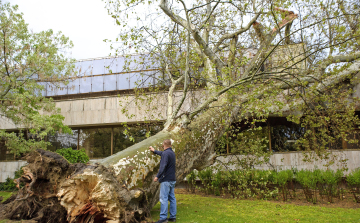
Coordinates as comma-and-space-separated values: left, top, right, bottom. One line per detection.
77, 129, 80, 150
268, 121, 272, 152
111, 128, 114, 155
342, 138, 348, 149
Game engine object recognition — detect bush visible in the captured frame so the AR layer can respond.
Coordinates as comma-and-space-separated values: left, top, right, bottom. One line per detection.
320, 169, 343, 203
296, 169, 321, 203
195, 169, 279, 199
186, 170, 197, 193
197, 168, 213, 194
274, 169, 293, 201
249, 170, 277, 199
212, 171, 224, 196
0, 167, 24, 191
346, 168, 360, 203
187, 167, 359, 204
56, 148, 89, 164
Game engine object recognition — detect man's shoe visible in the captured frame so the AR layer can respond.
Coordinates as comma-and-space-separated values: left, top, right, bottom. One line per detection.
167, 218, 176, 222
155, 219, 168, 223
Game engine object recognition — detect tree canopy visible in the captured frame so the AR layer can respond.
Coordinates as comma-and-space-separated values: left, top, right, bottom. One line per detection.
104, 0, 360, 156
0, 1, 74, 156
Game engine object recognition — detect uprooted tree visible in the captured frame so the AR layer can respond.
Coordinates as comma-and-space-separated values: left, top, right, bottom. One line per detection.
1, 0, 360, 222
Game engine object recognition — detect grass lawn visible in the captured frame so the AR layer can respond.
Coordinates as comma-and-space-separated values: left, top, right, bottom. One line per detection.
150, 193, 360, 223
1, 191, 360, 222
0, 192, 12, 203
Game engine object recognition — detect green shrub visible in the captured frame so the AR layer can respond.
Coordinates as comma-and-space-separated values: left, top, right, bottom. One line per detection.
0, 177, 17, 191
192, 167, 358, 204
186, 170, 197, 193
296, 169, 320, 203
56, 148, 89, 164
0, 167, 24, 191
346, 168, 360, 203
211, 171, 224, 196
320, 169, 343, 203
197, 168, 213, 194
223, 169, 278, 199
274, 169, 293, 201
249, 170, 277, 199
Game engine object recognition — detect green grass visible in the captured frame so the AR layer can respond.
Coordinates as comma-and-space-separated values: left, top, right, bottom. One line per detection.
0, 191, 12, 203
150, 193, 360, 223
1, 192, 359, 222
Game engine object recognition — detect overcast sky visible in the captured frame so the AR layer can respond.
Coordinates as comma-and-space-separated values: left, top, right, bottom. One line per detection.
6, 0, 120, 60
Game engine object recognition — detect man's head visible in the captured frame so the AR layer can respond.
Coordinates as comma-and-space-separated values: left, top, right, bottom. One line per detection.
163, 139, 172, 149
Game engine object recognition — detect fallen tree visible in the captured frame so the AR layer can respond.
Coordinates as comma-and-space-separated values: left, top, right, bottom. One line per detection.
2, 59, 360, 222
1, 0, 360, 222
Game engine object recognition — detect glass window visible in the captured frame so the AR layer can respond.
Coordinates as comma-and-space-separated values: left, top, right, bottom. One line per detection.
104, 58, 118, 74
79, 77, 92, 94
104, 75, 117, 91
81, 128, 111, 159
56, 82, 68, 96
0, 140, 14, 161
91, 76, 104, 92
46, 83, 57, 96
92, 59, 105, 75
115, 57, 126, 73
47, 130, 79, 152
141, 70, 155, 88
117, 73, 129, 90
67, 79, 80, 94
129, 72, 142, 89
77, 60, 93, 77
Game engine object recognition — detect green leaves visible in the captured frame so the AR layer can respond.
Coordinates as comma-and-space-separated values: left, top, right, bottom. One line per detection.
0, 2, 74, 157
55, 148, 90, 164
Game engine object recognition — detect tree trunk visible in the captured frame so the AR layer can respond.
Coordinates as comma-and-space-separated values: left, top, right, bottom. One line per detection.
0, 103, 238, 223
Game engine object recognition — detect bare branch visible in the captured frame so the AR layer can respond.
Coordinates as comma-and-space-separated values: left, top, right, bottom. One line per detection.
285, 21, 292, 44
214, 13, 260, 51
199, 1, 220, 31
244, 9, 298, 79
159, 0, 227, 71
159, 0, 189, 29
171, 0, 191, 120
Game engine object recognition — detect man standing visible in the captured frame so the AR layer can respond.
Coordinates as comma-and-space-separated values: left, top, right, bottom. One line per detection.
149, 139, 177, 223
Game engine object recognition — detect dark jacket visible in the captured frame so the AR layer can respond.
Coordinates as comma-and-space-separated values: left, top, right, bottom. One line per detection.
154, 147, 176, 183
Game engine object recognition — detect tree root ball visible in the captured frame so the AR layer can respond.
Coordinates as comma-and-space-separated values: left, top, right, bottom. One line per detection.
0, 150, 145, 223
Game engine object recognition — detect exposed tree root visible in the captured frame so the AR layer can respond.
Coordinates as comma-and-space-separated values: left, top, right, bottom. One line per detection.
0, 150, 150, 223
0, 195, 68, 223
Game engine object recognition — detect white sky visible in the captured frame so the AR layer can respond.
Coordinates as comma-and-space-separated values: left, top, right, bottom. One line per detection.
6, 0, 120, 60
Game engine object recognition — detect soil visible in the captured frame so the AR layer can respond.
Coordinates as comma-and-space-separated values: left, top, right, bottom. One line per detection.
175, 188, 360, 209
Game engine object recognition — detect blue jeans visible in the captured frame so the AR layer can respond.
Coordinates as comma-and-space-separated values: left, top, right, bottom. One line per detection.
159, 181, 177, 220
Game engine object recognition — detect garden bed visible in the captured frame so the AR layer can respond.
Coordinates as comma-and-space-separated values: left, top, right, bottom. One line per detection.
176, 188, 360, 209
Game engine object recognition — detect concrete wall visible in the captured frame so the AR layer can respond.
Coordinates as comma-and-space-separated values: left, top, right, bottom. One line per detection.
214, 149, 360, 175
0, 160, 27, 182
0, 90, 206, 130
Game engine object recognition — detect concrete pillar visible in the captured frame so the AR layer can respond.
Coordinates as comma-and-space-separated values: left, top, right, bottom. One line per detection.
111, 127, 114, 155
77, 129, 80, 150
268, 121, 272, 152
342, 138, 348, 149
